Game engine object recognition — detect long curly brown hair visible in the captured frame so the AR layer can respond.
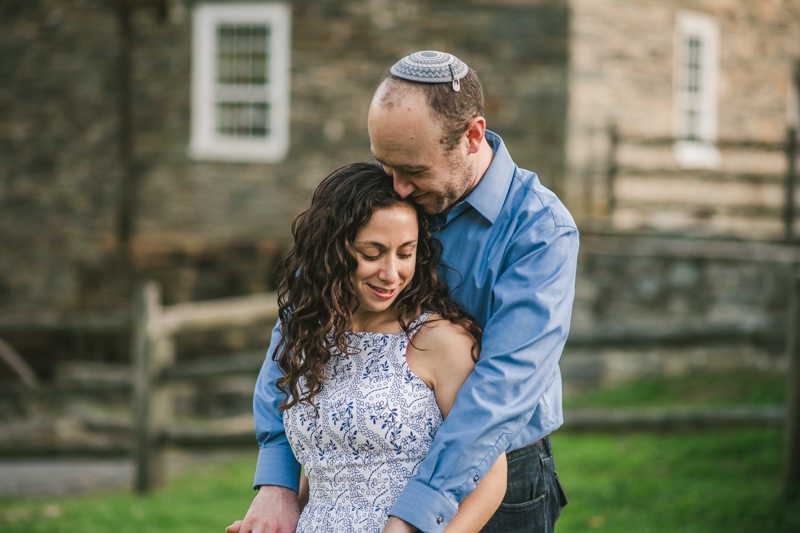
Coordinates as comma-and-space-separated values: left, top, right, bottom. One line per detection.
275, 162, 481, 413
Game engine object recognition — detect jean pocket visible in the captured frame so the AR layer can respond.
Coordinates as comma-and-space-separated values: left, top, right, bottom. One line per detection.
481, 493, 547, 533
497, 492, 547, 513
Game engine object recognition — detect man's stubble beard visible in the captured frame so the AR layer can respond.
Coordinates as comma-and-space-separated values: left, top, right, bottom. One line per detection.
426, 150, 477, 216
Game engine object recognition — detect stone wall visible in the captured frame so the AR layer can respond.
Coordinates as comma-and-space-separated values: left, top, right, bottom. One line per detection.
0, 0, 571, 316
565, 0, 800, 238
564, 236, 794, 389
0, 0, 123, 313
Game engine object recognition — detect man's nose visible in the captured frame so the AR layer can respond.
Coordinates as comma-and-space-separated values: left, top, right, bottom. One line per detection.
392, 175, 415, 199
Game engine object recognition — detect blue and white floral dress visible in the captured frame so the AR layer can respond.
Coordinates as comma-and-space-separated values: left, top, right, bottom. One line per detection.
283, 313, 442, 533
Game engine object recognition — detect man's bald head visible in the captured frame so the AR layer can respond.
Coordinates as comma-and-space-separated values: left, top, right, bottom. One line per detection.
374, 69, 485, 151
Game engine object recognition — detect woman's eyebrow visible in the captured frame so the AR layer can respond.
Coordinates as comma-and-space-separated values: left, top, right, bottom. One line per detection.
354, 240, 418, 247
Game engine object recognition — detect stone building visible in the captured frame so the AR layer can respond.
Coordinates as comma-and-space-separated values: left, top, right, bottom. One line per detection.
1, 0, 799, 378
566, 0, 800, 239
0, 0, 570, 318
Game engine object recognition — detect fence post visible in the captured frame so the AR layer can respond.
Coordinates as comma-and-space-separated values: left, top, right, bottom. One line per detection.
132, 281, 174, 493
606, 123, 618, 218
786, 127, 797, 242
785, 267, 800, 495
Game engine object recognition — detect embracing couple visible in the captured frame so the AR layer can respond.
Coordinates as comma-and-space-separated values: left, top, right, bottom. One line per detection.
228, 51, 578, 533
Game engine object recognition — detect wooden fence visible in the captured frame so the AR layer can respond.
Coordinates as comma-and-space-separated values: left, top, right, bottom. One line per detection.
603, 127, 799, 241
1, 266, 799, 494
130, 281, 279, 492
785, 269, 800, 494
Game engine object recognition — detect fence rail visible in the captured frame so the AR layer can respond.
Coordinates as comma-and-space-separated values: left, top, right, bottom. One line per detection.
603, 127, 799, 241
131, 282, 280, 492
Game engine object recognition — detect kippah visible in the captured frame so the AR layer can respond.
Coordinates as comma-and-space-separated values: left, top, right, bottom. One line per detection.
390, 50, 469, 92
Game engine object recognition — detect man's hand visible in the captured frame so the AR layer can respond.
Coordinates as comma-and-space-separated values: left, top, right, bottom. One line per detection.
226, 485, 300, 533
383, 516, 418, 533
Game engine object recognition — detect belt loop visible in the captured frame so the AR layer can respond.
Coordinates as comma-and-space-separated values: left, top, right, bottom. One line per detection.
542, 435, 552, 456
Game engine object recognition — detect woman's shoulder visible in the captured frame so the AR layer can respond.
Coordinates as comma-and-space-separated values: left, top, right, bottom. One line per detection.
406, 313, 478, 416
410, 313, 476, 366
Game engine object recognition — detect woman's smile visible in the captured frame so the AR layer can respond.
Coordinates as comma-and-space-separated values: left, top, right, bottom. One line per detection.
367, 284, 397, 299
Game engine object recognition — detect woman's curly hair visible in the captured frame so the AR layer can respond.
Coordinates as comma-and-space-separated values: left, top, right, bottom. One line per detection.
275, 162, 481, 413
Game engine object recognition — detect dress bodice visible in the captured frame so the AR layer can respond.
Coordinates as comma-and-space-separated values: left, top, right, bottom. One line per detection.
283, 314, 441, 533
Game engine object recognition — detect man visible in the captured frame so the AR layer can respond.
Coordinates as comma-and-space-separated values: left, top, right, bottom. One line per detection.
230, 51, 578, 533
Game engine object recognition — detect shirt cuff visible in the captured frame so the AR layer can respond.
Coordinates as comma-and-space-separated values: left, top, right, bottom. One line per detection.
253, 446, 302, 492
389, 478, 459, 533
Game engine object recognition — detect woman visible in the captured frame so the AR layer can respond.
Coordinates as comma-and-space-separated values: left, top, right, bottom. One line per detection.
230, 163, 505, 533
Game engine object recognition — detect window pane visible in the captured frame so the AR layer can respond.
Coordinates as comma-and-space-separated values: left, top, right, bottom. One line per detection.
217, 102, 271, 138
216, 24, 271, 85
686, 36, 702, 94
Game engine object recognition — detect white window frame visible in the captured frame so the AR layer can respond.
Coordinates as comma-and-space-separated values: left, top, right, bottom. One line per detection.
672, 10, 720, 169
189, 3, 291, 163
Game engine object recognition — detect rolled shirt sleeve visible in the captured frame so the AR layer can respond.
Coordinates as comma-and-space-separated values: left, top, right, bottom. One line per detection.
252, 319, 302, 491
390, 224, 579, 532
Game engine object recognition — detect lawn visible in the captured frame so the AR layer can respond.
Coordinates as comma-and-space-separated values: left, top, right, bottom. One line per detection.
563, 369, 786, 410
552, 429, 799, 533
1, 371, 797, 532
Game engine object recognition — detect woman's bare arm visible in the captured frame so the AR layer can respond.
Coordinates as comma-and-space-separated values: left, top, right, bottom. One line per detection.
405, 317, 507, 533
298, 472, 309, 512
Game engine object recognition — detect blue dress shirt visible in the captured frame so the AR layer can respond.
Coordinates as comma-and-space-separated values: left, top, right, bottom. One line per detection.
252, 131, 579, 533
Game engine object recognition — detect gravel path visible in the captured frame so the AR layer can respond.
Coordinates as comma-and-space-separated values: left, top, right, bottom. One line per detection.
0, 459, 132, 497
0, 450, 253, 498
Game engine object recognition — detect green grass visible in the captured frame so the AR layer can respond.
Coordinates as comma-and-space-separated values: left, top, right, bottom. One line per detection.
2, 430, 797, 532
0, 371, 795, 532
552, 429, 800, 533
563, 370, 786, 410
0, 453, 258, 533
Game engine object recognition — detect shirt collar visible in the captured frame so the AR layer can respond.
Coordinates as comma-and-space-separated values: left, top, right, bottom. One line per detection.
463, 130, 514, 225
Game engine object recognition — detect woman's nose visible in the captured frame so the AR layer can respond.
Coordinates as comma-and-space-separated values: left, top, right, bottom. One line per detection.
379, 257, 400, 283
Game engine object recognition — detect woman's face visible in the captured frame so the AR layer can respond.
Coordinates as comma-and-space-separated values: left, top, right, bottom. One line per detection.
350, 203, 418, 318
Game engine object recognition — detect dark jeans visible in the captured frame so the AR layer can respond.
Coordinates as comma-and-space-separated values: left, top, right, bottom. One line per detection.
480, 436, 568, 533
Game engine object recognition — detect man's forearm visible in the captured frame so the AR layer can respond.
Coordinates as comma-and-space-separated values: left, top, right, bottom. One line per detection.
227, 485, 300, 533
253, 319, 302, 490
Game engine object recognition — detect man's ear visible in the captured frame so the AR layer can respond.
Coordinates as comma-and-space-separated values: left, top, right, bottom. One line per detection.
464, 116, 486, 154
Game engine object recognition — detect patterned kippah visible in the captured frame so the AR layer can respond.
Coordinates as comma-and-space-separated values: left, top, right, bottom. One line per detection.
390, 50, 469, 92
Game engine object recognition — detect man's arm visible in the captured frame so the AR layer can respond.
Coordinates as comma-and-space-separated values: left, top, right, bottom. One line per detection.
252, 319, 302, 490
388, 225, 579, 533
227, 485, 300, 533
228, 320, 302, 533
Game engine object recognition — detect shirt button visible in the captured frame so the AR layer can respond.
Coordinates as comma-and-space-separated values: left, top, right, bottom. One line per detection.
473, 475, 479, 482
437, 517, 443, 525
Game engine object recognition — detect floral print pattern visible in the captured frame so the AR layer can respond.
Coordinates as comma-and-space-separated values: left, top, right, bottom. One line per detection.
284, 314, 441, 533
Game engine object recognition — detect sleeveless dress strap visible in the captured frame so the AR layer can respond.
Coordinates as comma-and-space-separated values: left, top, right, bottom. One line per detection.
407, 312, 434, 342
